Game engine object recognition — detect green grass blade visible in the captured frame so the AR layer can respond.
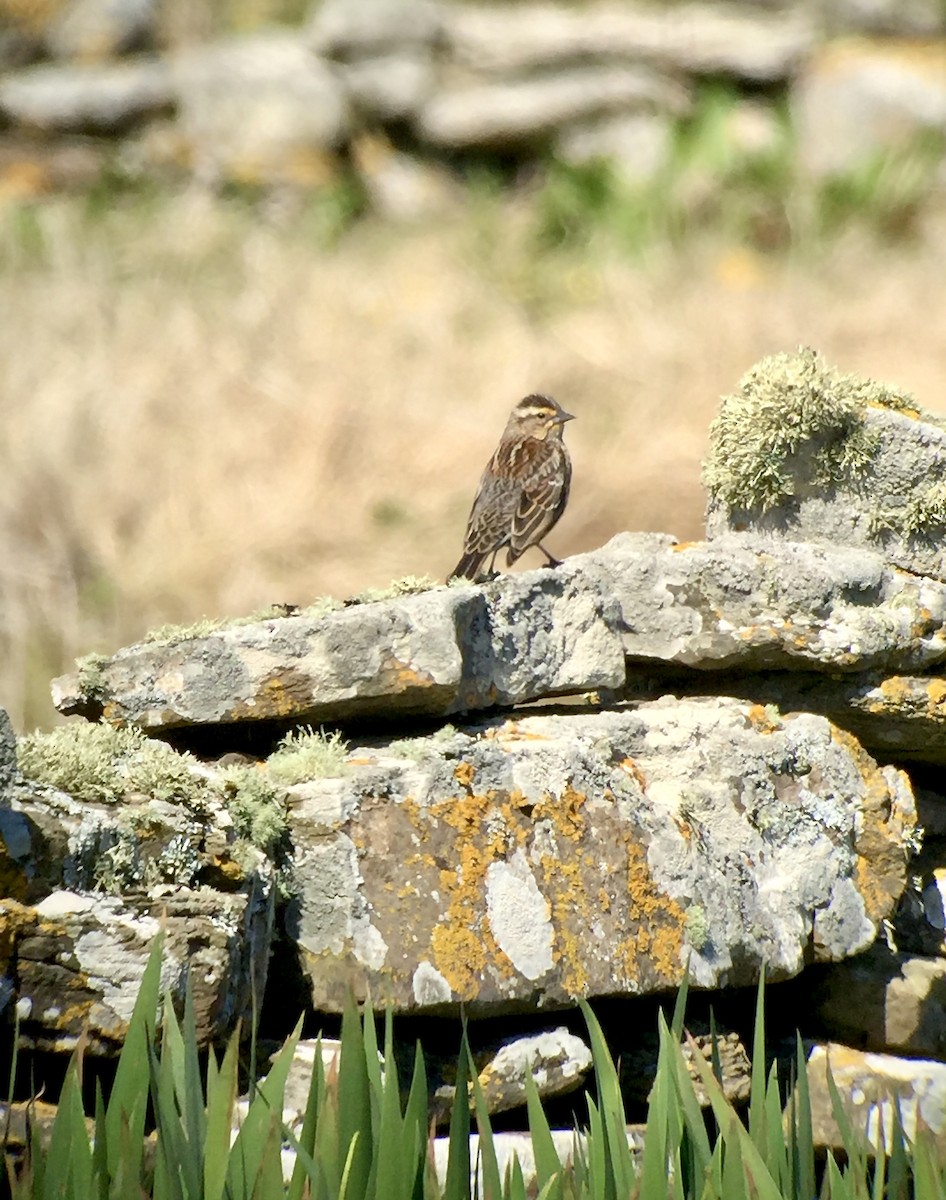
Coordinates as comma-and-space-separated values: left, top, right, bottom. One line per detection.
91, 1083, 107, 1200
670, 968, 690, 1040
793, 1033, 815, 1200
524, 1069, 562, 1194
748, 969, 767, 1159
442, 1026, 471, 1200
336, 997, 373, 1200
288, 1035, 326, 1200
43, 1062, 92, 1200
578, 999, 631, 1197
371, 1010, 410, 1200
583, 1097, 608, 1200
105, 936, 163, 1189
687, 1037, 783, 1200
229, 1017, 303, 1200
469, 1045, 503, 1200
204, 1036, 239, 1200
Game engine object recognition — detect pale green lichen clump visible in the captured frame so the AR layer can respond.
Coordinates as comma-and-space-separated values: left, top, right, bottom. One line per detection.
17, 723, 203, 806
703, 347, 915, 513
266, 726, 349, 785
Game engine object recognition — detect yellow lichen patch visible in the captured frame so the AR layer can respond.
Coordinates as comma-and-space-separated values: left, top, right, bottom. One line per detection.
379, 655, 437, 695
831, 727, 912, 924
453, 761, 476, 791
426, 790, 520, 997
926, 678, 946, 707
540, 856, 593, 996
877, 676, 915, 704
746, 704, 781, 734
534, 785, 587, 843
620, 840, 686, 985
618, 757, 648, 791
230, 672, 302, 721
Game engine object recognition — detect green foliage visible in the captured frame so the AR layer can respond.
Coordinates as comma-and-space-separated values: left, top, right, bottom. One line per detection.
10, 955, 946, 1198
215, 762, 288, 860
266, 726, 350, 785
17, 722, 204, 806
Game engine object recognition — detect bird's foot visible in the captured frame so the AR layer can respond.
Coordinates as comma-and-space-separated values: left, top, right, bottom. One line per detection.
543, 556, 562, 569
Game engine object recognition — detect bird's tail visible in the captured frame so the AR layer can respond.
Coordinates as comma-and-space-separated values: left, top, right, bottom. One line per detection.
448, 551, 487, 582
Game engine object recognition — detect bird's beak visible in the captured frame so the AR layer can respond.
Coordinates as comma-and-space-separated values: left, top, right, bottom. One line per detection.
556, 410, 575, 424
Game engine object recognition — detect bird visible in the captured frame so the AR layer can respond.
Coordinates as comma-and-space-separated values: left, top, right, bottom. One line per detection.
449, 394, 574, 582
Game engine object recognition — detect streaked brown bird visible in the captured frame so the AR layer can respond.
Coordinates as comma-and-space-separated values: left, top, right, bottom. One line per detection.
449, 394, 574, 582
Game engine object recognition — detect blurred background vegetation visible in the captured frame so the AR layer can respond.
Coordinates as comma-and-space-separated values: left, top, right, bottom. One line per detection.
2, 0, 946, 729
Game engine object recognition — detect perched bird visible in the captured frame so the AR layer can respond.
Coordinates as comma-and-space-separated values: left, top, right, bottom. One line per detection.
449, 394, 574, 582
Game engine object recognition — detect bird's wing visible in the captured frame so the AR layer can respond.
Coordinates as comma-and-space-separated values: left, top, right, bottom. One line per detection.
509, 444, 570, 559
462, 465, 519, 557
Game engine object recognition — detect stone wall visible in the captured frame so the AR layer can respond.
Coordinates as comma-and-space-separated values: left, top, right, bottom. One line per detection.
6, 348, 946, 1152
1, 0, 945, 213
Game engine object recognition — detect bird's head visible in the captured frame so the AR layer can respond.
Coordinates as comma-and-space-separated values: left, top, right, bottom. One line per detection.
507, 394, 575, 441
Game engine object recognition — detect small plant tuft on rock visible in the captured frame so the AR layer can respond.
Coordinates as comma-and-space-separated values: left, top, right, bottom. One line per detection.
17, 723, 204, 806
703, 347, 898, 512
266, 726, 350, 784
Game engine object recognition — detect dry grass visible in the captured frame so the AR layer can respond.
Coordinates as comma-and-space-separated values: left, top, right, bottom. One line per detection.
3, 187, 946, 730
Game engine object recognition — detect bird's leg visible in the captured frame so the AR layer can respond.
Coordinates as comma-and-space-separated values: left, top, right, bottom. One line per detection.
537, 543, 561, 569
481, 549, 500, 580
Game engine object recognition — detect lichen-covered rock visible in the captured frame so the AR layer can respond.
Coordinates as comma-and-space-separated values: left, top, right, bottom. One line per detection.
800, 1043, 946, 1150
51, 534, 946, 739
0, 884, 272, 1052
621, 1025, 752, 1108
51, 575, 627, 733
285, 699, 914, 1013
704, 348, 946, 582
431, 1027, 593, 1124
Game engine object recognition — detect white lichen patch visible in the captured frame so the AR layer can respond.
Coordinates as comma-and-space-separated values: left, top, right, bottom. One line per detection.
485, 851, 554, 981
412, 960, 452, 1005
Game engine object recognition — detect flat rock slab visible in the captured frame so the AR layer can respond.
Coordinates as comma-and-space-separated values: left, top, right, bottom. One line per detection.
51, 534, 946, 737
285, 698, 914, 1013
0, 885, 271, 1052
802, 1042, 946, 1150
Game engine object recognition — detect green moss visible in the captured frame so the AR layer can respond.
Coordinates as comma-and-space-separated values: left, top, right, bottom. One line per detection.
75, 652, 109, 702
685, 905, 710, 951
385, 724, 459, 762
215, 763, 288, 860
703, 347, 896, 512
143, 616, 230, 645
896, 480, 946, 541
266, 727, 349, 785
349, 575, 441, 605
17, 723, 203, 806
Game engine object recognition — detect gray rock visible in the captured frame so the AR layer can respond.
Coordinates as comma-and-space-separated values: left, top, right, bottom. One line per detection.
816, 0, 946, 37
0, 58, 172, 133
442, 3, 814, 81
0, 884, 272, 1052
52, 534, 946, 737
705, 348, 946, 582
555, 111, 675, 185
793, 42, 946, 178
800, 1043, 946, 1150
311, 0, 442, 59
432, 1027, 592, 1123
52, 575, 627, 731
332, 51, 435, 121
417, 66, 689, 151
285, 699, 914, 1013
46, 0, 157, 61
814, 947, 946, 1057
352, 133, 458, 221
170, 33, 350, 186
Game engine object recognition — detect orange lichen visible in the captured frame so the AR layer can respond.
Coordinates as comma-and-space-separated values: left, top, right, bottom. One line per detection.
831, 727, 912, 923
534, 785, 587, 842
453, 761, 476, 791
617, 757, 648, 790
746, 704, 781, 734
620, 840, 686, 985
